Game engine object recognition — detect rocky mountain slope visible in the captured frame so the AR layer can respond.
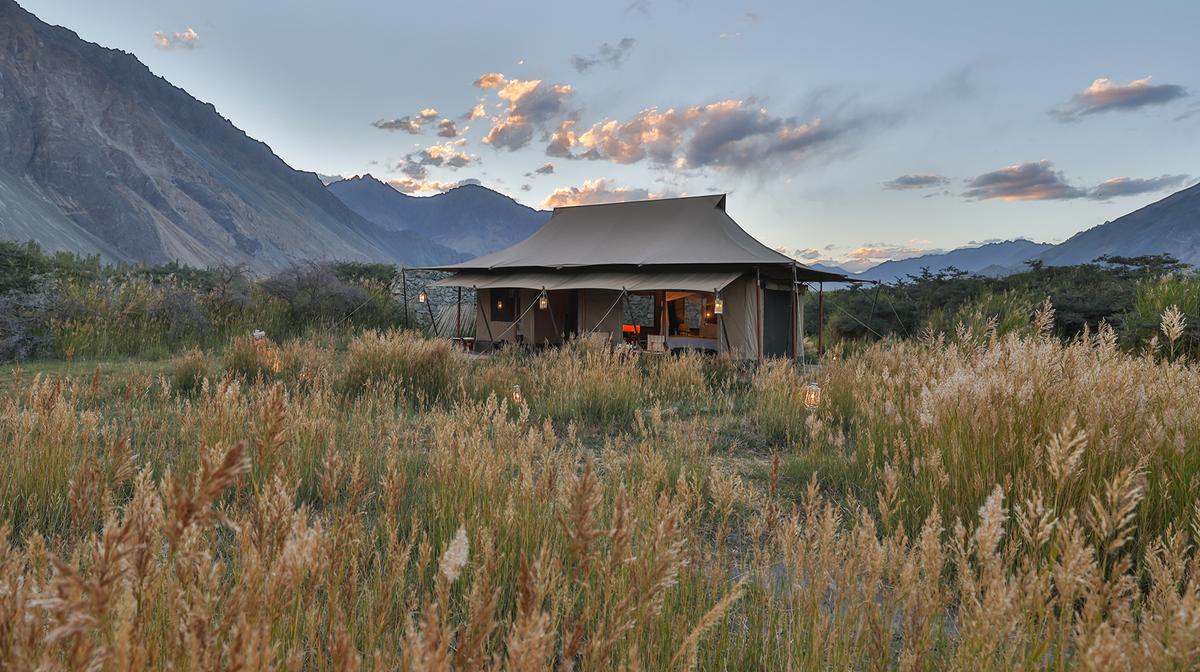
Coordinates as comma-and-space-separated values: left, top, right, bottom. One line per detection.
845, 182, 1199, 283
1038, 181, 1200, 267
0, 0, 460, 271
328, 175, 550, 258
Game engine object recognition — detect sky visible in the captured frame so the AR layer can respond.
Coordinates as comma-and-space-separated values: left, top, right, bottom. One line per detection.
22, 0, 1200, 271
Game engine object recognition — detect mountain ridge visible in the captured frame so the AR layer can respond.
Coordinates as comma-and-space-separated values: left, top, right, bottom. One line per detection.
832, 182, 1200, 283
327, 175, 550, 258
0, 0, 461, 271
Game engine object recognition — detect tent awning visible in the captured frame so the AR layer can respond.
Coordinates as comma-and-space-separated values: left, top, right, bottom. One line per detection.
433, 269, 744, 293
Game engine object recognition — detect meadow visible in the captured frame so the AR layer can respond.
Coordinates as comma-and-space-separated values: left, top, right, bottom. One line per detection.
2, 296, 1199, 670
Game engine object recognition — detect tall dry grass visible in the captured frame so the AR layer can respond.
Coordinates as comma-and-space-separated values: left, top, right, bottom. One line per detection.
2, 314, 1200, 669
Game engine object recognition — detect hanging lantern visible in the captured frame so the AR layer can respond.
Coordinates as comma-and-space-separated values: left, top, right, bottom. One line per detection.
713, 295, 724, 315
417, 289, 429, 304
538, 293, 549, 310
511, 384, 523, 404
803, 382, 822, 410
496, 299, 504, 310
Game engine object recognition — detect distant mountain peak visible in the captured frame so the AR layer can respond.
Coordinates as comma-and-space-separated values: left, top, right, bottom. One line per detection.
328, 176, 549, 258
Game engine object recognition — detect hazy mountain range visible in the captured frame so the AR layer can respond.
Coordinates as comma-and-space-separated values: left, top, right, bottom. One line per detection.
327, 175, 549, 258
0, 0, 1196, 281
814, 181, 1200, 283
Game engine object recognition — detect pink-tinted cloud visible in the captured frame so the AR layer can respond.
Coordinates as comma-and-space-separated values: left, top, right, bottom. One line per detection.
962, 161, 1087, 201
1053, 77, 1187, 121
153, 28, 200, 50
551, 99, 865, 172
474, 73, 575, 151
542, 178, 670, 208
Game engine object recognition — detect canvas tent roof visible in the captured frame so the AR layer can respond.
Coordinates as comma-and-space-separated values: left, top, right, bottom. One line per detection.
428, 194, 848, 282
433, 269, 743, 292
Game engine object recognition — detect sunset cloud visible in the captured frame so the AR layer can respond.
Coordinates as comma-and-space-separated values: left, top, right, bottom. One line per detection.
475, 73, 575, 151
1088, 174, 1190, 200
847, 242, 939, 262
437, 118, 459, 138
552, 99, 870, 172
541, 179, 669, 208
570, 38, 636, 73
372, 108, 440, 134
962, 161, 1087, 201
525, 162, 555, 177
1052, 77, 1187, 121
406, 141, 476, 169
963, 161, 1189, 201
153, 28, 200, 50
883, 174, 950, 190
386, 176, 479, 195
462, 101, 487, 121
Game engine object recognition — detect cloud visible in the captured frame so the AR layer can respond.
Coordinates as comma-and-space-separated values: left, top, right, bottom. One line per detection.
963, 162, 1190, 202
778, 247, 823, 261
962, 161, 1088, 201
542, 179, 670, 208
372, 108, 440, 134
474, 73, 575, 151
437, 119, 459, 138
398, 162, 428, 180
551, 98, 872, 173
153, 28, 200, 50
545, 119, 579, 158
1088, 174, 1190, 200
473, 73, 507, 89
521, 184, 532, 192
386, 177, 478, 195
1052, 77, 1187, 121
847, 244, 938, 262
405, 141, 476, 169
525, 162, 555, 177
463, 101, 487, 121
570, 38, 637, 73
626, 0, 651, 13
372, 117, 422, 133
883, 174, 950, 190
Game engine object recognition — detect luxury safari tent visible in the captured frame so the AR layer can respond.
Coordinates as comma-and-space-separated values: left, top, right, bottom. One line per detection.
426, 194, 850, 361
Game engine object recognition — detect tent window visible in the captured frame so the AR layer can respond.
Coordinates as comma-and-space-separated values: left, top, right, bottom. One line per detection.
491, 289, 517, 322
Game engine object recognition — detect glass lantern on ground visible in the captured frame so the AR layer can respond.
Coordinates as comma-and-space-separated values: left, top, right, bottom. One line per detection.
803, 382, 821, 409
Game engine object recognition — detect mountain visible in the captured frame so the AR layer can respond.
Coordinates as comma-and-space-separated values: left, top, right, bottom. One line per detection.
0, 0, 460, 271
855, 239, 1053, 283
807, 262, 854, 276
328, 175, 550, 257
1038, 181, 1200, 267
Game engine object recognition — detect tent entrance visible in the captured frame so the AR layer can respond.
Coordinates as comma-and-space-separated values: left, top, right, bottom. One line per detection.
762, 288, 793, 358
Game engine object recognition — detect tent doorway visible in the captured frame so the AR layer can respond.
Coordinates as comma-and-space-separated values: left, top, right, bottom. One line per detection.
762, 288, 793, 358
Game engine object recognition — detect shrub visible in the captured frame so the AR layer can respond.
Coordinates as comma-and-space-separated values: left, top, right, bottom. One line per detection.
223, 335, 281, 381
277, 338, 336, 387
171, 348, 210, 394
339, 329, 462, 402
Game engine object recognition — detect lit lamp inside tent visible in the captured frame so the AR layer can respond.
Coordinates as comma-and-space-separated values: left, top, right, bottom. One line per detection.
713, 295, 724, 315
538, 293, 549, 310
803, 382, 821, 409
417, 289, 428, 304
511, 384, 523, 404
